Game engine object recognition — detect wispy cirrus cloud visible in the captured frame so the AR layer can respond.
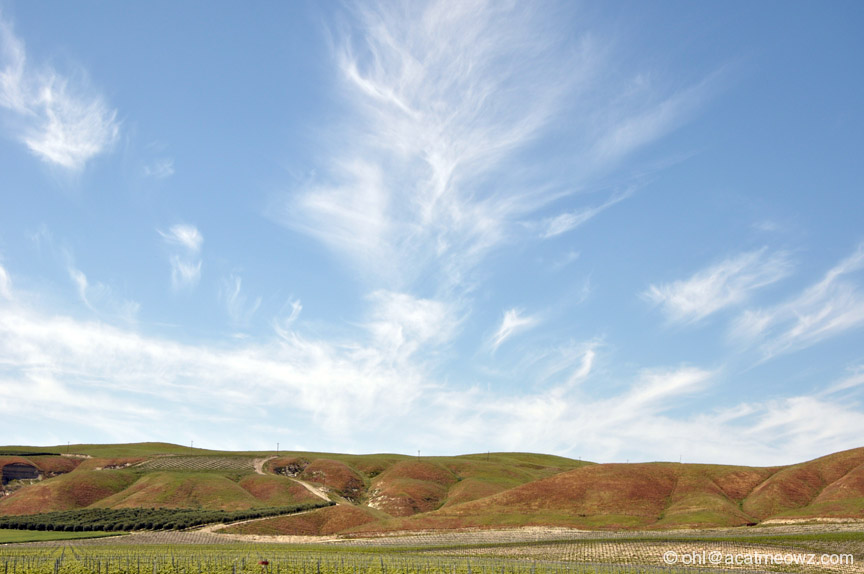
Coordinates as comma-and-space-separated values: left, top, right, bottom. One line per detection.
644, 248, 793, 324
821, 365, 864, 396
143, 158, 174, 179
273, 299, 303, 339
426, 365, 864, 466
1, 260, 861, 465
540, 188, 633, 239
65, 262, 139, 323
0, 280, 428, 441
365, 290, 462, 364
220, 273, 262, 327
427, 365, 714, 460
488, 308, 541, 353
0, 262, 11, 300
275, 1, 567, 289
589, 72, 719, 166
526, 340, 598, 392
0, 13, 119, 170
158, 224, 203, 291
271, 0, 714, 294
732, 243, 864, 359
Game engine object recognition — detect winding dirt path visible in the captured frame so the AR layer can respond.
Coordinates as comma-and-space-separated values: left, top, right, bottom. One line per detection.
289, 477, 332, 502
252, 456, 332, 503
253, 456, 276, 475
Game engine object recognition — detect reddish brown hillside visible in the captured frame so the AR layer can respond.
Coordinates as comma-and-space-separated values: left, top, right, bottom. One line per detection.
0, 470, 136, 515
4, 444, 864, 533
443, 479, 507, 507
347, 455, 405, 479
439, 457, 589, 508
238, 475, 322, 506
814, 463, 864, 505
407, 463, 772, 530
476, 464, 672, 515
89, 472, 265, 511
299, 459, 365, 501
768, 461, 864, 519
368, 460, 459, 517
28, 456, 82, 475
742, 447, 864, 518
655, 464, 774, 527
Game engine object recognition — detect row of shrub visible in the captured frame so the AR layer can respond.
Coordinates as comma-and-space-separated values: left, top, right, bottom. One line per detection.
0, 500, 333, 532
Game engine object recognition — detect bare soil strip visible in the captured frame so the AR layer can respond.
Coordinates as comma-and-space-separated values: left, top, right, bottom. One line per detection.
253, 456, 276, 475
288, 476, 333, 503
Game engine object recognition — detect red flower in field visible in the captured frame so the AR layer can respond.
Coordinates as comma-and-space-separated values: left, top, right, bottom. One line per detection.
258, 560, 269, 565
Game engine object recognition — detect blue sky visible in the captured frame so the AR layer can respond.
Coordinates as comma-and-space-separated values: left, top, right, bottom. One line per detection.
1, 1, 862, 465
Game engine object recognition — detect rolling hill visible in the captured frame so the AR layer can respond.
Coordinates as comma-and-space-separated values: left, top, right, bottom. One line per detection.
2, 443, 864, 535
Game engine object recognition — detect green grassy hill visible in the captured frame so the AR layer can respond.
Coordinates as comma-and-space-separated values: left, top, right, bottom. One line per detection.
2, 443, 863, 535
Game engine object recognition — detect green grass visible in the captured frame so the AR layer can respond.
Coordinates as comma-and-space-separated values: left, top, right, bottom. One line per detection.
0, 529, 123, 544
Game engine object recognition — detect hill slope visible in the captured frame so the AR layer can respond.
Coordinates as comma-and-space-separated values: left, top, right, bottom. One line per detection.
2, 443, 863, 534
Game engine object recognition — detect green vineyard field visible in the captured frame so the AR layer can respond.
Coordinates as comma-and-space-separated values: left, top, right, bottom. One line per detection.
0, 544, 703, 574
131, 457, 258, 474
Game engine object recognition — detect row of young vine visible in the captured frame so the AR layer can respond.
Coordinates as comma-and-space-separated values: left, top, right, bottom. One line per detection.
0, 501, 333, 533
0, 545, 719, 574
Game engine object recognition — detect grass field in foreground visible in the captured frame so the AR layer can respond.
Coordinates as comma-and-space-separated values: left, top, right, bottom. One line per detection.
0, 529, 123, 544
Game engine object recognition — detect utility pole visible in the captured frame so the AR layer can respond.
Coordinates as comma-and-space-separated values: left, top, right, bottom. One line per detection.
277, 442, 279, 456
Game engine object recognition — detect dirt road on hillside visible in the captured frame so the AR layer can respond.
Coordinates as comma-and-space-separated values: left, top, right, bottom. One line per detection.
289, 477, 332, 502
252, 456, 332, 503
253, 456, 275, 475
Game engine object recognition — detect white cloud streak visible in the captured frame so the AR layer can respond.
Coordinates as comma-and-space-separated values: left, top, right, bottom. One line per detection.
822, 366, 864, 396
0, 263, 11, 300
488, 308, 541, 353
0, 13, 119, 170
0, 291, 426, 441
540, 189, 633, 239
143, 158, 174, 179
732, 243, 864, 359
61, 252, 140, 323
158, 224, 202, 253
221, 273, 262, 327
273, 299, 303, 340
365, 290, 462, 364
0, 271, 860, 465
278, 1, 564, 289
425, 366, 864, 466
644, 249, 793, 324
590, 74, 718, 166
158, 224, 203, 291
272, 1, 711, 294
